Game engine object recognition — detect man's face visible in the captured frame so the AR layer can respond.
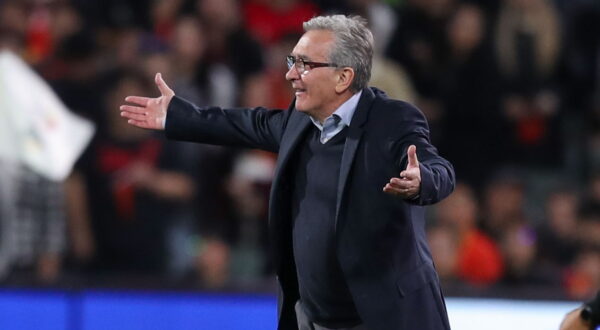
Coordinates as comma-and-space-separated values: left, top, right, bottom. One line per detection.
285, 30, 340, 119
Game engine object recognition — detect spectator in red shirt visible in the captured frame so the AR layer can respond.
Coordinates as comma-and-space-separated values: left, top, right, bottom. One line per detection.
434, 183, 504, 286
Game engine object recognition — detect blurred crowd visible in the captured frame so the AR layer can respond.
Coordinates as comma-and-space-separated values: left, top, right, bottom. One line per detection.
0, 0, 598, 301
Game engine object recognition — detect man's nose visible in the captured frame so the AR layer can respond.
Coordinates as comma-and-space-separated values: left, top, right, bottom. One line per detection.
285, 65, 299, 81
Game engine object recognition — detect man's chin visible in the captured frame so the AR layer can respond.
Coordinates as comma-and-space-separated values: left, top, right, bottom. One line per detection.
294, 100, 308, 113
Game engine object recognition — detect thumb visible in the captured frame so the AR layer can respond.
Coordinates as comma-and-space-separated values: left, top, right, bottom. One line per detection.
155, 72, 174, 97
407, 145, 419, 168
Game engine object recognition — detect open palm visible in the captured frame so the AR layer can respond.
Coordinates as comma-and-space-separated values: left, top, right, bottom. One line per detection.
120, 73, 174, 130
383, 144, 421, 199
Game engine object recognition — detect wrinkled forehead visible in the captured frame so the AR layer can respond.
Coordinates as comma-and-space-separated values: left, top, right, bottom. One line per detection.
290, 30, 335, 61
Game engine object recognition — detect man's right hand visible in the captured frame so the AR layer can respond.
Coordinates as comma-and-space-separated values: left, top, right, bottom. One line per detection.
120, 72, 174, 130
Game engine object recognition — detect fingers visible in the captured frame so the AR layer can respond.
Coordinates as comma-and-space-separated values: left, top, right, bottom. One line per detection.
155, 72, 174, 97
120, 104, 146, 114
383, 181, 417, 197
383, 184, 401, 194
383, 176, 419, 198
120, 110, 147, 122
407, 145, 419, 168
124, 96, 151, 107
125, 119, 152, 129
389, 177, 414, 190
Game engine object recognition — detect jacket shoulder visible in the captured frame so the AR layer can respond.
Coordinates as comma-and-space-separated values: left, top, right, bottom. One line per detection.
369, 87, 426, 122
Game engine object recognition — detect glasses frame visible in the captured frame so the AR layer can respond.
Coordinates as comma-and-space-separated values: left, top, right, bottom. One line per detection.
286, 55, 338, 74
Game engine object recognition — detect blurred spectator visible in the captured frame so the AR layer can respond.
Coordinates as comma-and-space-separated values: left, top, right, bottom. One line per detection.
0, 30, 90, 285
64, 171, 96, 270
196, 0, 268, 107
242, 0, 320, 47
343, 0, 418, 103
0, 1, 27, 56
95, 0, 150, 29
194, 237, 231, 289
345, 0, 397, 54
577, 175, 600, 255
434, 183, 504, 287
386, 0, 457, 98
369, 55, 418, 104
495, 0, 563, 166
42, 31, 106, 128
437, 3, 504, 186
225, 151, 274, 285
427, 225, 459, 284
481, 171, 528, 240
581, 173, 600, 217
496, 0, 561, 97
25, 1, 53, 64
499, 222, 552, 286
22, 1, 83, 65
167, 15, 208, 106
0, 163, 66, 284
49, 2, 82, 49
69, 71, 199, 276
537, 188, 581, 269
184, 149, 274, 288
109, 27, 147, 70
0, 1, 28, 38
577, 208, 600, 253
263, 32, 298, 109
386, 0, 456, 142
563, 248, 600, 300
150, 0, 185, 41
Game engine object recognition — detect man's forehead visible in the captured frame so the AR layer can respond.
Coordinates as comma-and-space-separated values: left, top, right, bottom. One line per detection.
291, 30, 334, 59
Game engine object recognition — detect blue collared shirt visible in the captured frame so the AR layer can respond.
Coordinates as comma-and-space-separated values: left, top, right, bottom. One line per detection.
309, 91, 362, 144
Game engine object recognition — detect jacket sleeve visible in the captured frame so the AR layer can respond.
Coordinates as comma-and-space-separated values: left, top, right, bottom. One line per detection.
164, 96, 290, 153
392, 103, 455, 206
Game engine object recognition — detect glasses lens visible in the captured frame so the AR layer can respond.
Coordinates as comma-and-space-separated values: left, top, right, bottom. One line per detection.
286, 56, 306, 73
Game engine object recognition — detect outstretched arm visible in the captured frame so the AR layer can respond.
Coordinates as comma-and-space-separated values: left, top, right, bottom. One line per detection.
120, 73, 289, 152
120, 73, 174, 130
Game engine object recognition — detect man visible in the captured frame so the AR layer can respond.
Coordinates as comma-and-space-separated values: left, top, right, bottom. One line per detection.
121, 15, 454, 330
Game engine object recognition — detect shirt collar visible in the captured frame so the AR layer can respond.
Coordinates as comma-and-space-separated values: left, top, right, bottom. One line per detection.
309, 90, 363, 130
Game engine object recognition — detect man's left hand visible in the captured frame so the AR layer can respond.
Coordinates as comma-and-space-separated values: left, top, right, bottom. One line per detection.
383, 145, 421, 199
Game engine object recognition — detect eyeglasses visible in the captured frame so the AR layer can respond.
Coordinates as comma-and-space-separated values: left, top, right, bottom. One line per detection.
286, 55, 338, 74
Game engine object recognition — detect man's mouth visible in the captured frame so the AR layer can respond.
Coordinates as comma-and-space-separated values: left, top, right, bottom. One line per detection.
294, 88, 307, 96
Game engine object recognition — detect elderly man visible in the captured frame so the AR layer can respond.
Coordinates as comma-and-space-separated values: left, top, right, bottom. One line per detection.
121, 15, 454, 330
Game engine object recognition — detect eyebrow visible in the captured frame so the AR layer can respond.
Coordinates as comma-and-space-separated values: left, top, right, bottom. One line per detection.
289, 53, 312, 61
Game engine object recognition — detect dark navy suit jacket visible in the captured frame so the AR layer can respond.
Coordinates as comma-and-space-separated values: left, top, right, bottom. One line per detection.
165, 87, 455, 330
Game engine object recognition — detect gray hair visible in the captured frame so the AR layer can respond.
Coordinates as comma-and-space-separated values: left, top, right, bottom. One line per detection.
303, 15, 374, 92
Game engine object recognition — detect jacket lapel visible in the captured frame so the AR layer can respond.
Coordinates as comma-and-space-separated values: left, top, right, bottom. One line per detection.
269, 109, 311, 226
273, 110, 311, 182
335, 88, 375, 232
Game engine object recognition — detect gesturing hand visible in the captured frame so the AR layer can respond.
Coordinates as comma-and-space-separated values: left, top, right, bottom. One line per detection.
383, 145, 421, 199
120, 73, 175, 130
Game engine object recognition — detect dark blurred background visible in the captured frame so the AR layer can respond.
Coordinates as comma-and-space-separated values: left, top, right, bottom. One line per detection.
0, 0, 598, 304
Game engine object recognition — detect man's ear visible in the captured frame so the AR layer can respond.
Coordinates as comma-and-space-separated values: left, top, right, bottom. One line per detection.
335, 67, 355, 93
